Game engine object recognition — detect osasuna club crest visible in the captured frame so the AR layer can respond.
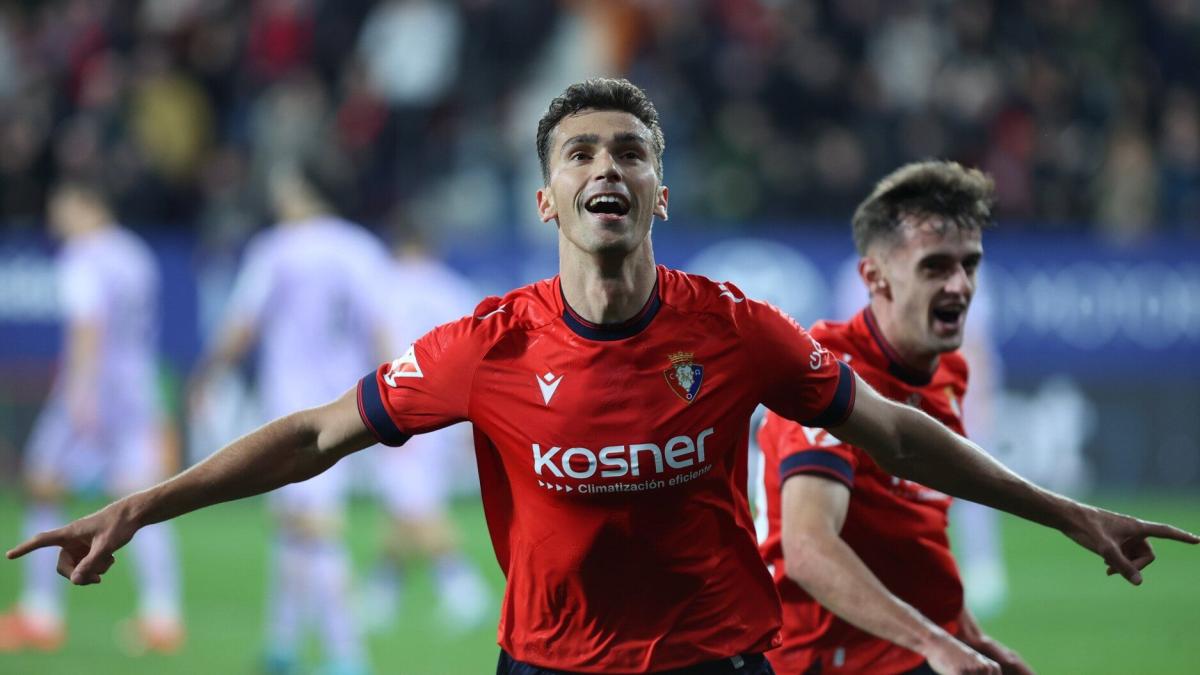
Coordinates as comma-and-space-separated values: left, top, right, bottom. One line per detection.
664, 352, 704, 403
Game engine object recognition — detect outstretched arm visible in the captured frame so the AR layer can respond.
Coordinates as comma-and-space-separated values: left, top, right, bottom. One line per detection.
782, 475, 1000, 675
828, 374, 1199, 584
7, 387, 376, 584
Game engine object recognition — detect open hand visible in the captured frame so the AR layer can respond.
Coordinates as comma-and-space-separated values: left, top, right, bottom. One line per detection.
6, 501, 138, 585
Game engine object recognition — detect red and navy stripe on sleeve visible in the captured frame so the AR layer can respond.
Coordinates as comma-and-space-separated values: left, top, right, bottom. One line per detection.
805, 361, 857, 428
356, 372, 411, 447
780, 449, 854, 489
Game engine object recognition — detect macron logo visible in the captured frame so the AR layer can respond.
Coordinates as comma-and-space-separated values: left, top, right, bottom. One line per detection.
537, 372, 564, 405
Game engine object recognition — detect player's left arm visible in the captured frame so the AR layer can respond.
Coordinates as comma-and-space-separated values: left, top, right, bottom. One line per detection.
956, 606, 1034, 675
63, 318, 103, 431
826, 373, 1199, 584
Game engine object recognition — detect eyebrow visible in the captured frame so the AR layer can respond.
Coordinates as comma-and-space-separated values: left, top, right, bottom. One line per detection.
560, 132, 650, 151
918, 251, 984, 265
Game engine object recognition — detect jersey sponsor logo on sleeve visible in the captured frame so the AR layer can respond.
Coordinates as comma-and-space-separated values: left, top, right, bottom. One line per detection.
664, 351, 704, 403
808, 335, 829, 371
536, 372, 564, 405
383, 345, 423, 386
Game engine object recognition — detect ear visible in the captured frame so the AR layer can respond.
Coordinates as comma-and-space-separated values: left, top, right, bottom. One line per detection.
653, 184, 669, 221
859, 256, 891, 300
536, 187, 557, 224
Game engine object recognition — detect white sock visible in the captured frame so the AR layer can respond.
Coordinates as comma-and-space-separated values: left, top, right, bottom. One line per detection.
19, 502, 64, 623
128, 522, 182, 622
265, 533, 309, 656
310, 539, 365, 666
434, 554, 489, 627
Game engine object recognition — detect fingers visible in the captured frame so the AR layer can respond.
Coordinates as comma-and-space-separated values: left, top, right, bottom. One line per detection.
1139, 521, 1200, 544
6, 528, 68, 560
70, 538, 113, 585
1000, 654, 1036, 675
1102, 544, 1143, 585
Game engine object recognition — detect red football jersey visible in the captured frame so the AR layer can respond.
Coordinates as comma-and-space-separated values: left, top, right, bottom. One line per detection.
757, 308, 968, 675
358, 266, 856, 673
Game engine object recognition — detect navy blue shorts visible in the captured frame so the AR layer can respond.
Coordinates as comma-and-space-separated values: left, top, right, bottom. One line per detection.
497, 650, 775, 674
802, 659, 936, 674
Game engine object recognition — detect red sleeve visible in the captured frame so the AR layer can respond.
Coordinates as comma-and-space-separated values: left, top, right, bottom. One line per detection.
759, 410, 859, 489
741, 296, 856, 428
356, 313, 493, 446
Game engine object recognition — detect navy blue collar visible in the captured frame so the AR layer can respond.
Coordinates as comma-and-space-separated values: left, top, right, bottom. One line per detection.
862, 307, 936, 387
561, 277, 662, 341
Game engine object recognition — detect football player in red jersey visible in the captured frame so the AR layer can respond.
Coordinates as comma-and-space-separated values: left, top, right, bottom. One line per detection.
757, 161, 1030, 675
9, 80, 1196, 675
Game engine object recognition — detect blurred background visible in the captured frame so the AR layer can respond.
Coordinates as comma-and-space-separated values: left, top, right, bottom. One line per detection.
0, 0, 1197, 673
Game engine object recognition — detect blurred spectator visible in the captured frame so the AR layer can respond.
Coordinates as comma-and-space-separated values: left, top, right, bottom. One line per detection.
0, 0, 1196, 237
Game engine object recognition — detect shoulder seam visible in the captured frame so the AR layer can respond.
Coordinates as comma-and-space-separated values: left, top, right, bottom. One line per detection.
464, 299, 558, 421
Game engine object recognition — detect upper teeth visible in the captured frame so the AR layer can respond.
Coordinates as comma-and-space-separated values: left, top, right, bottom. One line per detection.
588, 195, 624, 207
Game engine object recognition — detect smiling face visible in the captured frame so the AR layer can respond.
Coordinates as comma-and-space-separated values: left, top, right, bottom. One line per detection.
536, 109, 668, 258
864, 213, 983, 358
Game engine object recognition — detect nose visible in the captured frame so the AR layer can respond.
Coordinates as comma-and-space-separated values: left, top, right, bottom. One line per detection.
593, 150, 622, 182
944, 265, 974, 297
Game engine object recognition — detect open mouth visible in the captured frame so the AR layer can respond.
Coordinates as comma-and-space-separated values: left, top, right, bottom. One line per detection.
931, 304, 966, 331
932, 307, 962, 323
584, 193, 631, 217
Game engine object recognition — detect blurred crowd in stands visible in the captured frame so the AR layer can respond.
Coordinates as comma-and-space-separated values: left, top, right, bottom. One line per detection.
0, 0, 1197, 244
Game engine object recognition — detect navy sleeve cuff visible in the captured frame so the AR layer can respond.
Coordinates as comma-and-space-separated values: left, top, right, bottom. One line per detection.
779, 449, 854, 489
357, 372, 411, 447
805, 361, 856, 428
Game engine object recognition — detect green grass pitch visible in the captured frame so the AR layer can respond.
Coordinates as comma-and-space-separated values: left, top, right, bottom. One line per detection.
0, 493, 1196, 674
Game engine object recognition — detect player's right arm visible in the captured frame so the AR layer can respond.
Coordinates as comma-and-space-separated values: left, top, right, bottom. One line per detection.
827, 376, 1199, 583
740, 291, 1196, 588
6, 387, 375, 585
781, 474, 999, 675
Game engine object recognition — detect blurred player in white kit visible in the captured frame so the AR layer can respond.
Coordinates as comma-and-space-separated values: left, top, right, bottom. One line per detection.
191, 163, 389, 675
0, 180, 184, 654
358, 225, 491, 634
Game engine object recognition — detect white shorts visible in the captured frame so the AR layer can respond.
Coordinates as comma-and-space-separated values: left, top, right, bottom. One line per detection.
24, 394, 164, 495
373, 426, 468, 520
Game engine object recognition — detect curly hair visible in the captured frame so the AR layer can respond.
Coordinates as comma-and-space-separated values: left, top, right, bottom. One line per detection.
536, 78, 665, 184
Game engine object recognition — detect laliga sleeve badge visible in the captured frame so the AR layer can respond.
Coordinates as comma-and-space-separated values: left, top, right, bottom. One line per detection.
664, 352, 704, 403
383, 345, 423, 387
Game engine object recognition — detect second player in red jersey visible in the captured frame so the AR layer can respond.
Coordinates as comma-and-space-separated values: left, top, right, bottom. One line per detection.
758, 162, 1030, 675
759, 309, 968, 673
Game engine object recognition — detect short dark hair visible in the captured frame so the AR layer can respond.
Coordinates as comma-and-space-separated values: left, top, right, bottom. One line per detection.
852, 160, 996, 255
536, 78, 666, 184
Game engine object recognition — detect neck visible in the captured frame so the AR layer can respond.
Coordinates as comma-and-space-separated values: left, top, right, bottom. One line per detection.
280, 202, 327, 224
867, 301, 939, 373
68, 215, 111, 239
559, 236, 657, 324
